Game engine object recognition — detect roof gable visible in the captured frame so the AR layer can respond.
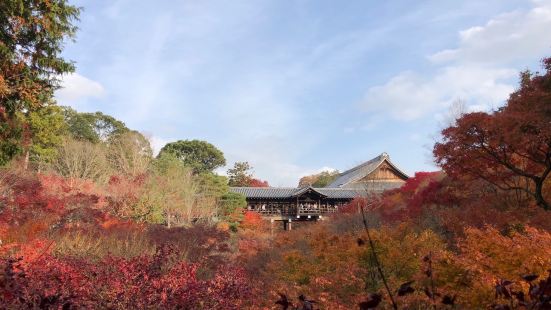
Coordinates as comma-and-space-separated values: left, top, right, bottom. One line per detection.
291, 186, 328, 198
325, 153, 408, 188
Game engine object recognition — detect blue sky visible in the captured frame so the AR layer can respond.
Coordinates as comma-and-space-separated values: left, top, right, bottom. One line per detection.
56, 0, 551, 186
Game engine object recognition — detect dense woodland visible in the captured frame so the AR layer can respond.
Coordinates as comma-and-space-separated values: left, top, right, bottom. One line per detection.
1, 1, 550, 309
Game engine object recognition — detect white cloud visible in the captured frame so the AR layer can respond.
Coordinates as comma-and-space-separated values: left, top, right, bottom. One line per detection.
147, 135, 172, 156
55, 73, 105, 105
361, 0, 551, 121
315, 167, 338, 174
429, 0, 551, 64
362, 66, 515, 120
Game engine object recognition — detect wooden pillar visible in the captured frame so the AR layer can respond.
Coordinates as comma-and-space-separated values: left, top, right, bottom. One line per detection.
284, 219, 293, 231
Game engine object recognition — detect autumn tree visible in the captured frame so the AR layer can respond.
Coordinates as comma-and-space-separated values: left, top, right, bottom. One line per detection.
0, 0, 80, 166
249, 178, 269, 187
158, 140, 226, 174
434, 58, 551, 210
106, 131, 152, 177
227, 161, 252, 186
298, 170, 339, 187
52, 137, 109, 185
62, 106, 129, 143
227, 161, 269, 187
219, 192, 247, 231
141, 153, 201, 227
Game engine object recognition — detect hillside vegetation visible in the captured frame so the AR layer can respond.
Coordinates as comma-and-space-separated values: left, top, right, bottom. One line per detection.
1, 1, 550, 309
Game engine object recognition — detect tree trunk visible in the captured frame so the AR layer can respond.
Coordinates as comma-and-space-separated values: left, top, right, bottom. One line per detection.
534, 179, 549, 211
23, 149, 29, 170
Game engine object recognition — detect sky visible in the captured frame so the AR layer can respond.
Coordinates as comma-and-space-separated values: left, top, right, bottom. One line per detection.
56, 0, 551, 186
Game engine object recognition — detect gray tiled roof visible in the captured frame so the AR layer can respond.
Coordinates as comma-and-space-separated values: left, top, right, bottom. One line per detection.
230, 153, 409, 200
230, 186, 371, 199
326, 153, 409, 188
229, 187, 298, 198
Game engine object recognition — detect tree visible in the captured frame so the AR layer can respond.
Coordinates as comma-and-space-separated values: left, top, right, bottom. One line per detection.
228, 161, 253, 186
298, 170, 339, 187
125, 153, 223, 227
158, 140, 226, 174
249, 178, 269, 187
0, 0, 80, 165
51, 137, 109, 185
143, 154, 200, 227
434, 58, 551, 210
196, 172, 228, 199
106, 131, 152, 177
227, 161, 269, 187
62, 107, 129, 143
219, 192, 246, 231
27, 104, 66, 165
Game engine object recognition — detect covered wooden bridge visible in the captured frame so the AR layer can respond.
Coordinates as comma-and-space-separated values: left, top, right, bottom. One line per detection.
229, 153, 409, 229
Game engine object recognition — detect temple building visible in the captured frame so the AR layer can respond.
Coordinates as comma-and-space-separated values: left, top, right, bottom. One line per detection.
229, 153, 408, 228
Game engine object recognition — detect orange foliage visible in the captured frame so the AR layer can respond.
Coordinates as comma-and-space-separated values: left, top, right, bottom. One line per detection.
439, 226, 551, 308
240, 211, 265, 230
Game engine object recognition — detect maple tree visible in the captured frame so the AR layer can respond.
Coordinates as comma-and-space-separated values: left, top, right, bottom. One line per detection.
249, 178, 269, 187
434, 58, 551, 210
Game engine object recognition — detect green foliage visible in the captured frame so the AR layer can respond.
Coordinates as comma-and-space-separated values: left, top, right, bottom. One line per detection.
28, 104, 66, 164
219, 192, 246, 231
159, 140, 226, 174
62, 106, 129, 143
312, 170, 340, 187
298, 170, 339, 187
228, 161, 253, 186
197, 172, 229, 198
0, 111, 23, 165
136, 153, 196, 226
134, 153, 222, 227
0, 0, 80, 164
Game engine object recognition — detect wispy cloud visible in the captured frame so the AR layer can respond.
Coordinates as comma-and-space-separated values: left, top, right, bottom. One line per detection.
430, 0, 551, 65
62, 0, 549, 185
361, 0, 551, 121
361, 66, 516, 120
55, 73, 105, 108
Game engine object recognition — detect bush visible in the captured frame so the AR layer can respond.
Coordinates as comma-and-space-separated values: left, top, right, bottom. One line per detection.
1, 245, 251, 309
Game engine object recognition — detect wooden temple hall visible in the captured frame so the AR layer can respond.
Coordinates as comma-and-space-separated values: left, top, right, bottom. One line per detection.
229, 153, 409, 229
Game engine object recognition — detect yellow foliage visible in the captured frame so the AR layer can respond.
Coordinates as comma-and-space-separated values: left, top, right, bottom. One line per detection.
444, 225, 551, 308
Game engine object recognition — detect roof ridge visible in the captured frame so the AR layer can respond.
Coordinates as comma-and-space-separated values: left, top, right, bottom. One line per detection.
337, 153, 386, 176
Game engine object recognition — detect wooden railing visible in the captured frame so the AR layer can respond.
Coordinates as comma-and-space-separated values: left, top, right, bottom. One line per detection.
248, 204, 340, 217
298, 205, 338, 215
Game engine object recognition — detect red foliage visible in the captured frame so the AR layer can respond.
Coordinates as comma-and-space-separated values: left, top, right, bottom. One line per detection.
0, 171, 102, 228
339, 172, 454, 222
434, 58, 551, 209
105, 174, 147, 218
240, 211, 265, 230
400, 172, 441, 194
146, 225, 231, 267
248, 178, 269, 187
0, 245, 251, 309
338, 197, 367, 214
